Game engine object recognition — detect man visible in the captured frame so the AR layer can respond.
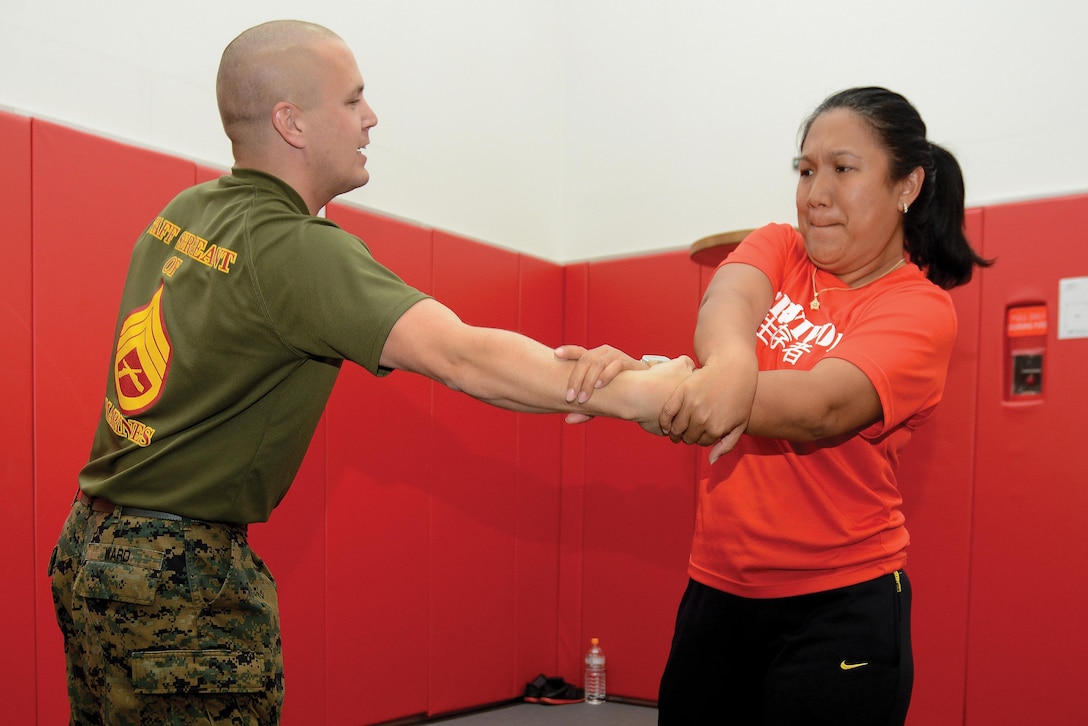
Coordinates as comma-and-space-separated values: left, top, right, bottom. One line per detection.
49, 20, 687, 724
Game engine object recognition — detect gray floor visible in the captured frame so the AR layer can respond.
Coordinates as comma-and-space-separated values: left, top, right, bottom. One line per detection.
429, 701, 657, 725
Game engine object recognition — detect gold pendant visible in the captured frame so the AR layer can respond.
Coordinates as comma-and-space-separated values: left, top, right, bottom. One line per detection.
810, 298, 820, 310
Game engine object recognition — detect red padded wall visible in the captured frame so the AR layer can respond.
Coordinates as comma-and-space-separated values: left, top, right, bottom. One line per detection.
965, 194, 1088, 725
0, 110, 37, 726
514, 255, 565, 686
896, 209, 983, 725
428, 231, 523, 715
578, 250, 702, 700
31, 120, 197, 723
19, 114, 1088, 725
558, 262, 591, 682
322, 204, 435, 725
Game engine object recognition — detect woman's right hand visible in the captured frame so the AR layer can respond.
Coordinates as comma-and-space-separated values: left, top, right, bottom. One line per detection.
555, 344, 646, 404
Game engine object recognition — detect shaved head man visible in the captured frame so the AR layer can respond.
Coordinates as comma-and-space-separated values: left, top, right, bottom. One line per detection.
51, 18, 689, 725
216, 20, 377, 212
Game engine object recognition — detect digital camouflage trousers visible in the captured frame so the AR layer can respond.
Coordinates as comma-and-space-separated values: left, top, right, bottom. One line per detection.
50, 498, 284, 725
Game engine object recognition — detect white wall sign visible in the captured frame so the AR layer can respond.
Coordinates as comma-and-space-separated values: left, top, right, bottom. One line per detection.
1059, 276, 1088, 339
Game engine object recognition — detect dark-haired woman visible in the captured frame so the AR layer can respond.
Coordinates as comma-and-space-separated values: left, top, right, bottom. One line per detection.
561, 86, 991, 725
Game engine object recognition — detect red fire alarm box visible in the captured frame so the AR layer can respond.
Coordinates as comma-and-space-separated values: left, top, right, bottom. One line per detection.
1005, 304, 1047, 400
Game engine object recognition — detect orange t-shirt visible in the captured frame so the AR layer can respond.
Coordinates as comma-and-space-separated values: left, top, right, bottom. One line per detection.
688, 223, 957, 598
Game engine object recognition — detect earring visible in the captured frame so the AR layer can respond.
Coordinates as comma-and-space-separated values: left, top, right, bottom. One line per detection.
902, 201, 909, 214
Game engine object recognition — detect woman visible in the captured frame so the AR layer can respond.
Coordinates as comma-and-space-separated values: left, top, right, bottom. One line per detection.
562, 87, 991, 725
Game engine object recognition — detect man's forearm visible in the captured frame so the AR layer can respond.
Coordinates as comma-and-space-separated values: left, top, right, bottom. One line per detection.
441, 327, 688, 429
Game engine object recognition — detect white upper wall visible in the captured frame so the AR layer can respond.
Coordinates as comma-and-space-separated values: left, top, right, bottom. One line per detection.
2, 0, 1086, 262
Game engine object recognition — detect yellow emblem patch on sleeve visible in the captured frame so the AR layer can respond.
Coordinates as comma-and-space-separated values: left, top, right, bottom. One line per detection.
114, 284, 172, 415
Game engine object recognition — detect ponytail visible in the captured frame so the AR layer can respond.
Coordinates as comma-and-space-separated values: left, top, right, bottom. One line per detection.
905, 142, 992, 289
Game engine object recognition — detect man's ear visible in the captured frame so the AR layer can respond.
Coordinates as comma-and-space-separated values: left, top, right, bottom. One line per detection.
272, 101, 306, 150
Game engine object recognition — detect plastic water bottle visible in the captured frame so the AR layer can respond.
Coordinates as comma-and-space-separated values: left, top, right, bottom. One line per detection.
584, 637, 606, 704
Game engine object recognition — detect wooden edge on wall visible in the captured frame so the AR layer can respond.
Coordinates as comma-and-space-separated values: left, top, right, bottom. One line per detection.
689, 229, 754, 268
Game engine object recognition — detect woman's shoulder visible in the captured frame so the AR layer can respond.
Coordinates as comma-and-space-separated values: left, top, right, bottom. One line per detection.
726, 223, 806, 275
748, 222, 803, 246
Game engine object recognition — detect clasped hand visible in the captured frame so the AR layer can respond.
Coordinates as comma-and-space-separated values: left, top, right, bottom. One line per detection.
555, 344, 750, 462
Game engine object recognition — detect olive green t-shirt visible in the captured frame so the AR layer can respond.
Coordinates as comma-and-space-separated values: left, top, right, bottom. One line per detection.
78, 169, 430, 522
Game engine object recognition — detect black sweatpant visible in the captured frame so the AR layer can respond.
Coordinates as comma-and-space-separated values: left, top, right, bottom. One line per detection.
658, 572, 912, 725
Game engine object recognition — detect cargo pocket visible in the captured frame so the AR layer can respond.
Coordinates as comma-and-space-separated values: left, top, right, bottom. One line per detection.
130, 649, 269, 694
73, 542, 165, 606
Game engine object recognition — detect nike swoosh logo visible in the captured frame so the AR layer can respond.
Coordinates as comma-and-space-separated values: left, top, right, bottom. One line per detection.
840, 660, 869, 671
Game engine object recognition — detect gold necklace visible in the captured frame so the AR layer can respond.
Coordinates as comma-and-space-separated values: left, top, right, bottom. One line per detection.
810, 258, 906, 310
